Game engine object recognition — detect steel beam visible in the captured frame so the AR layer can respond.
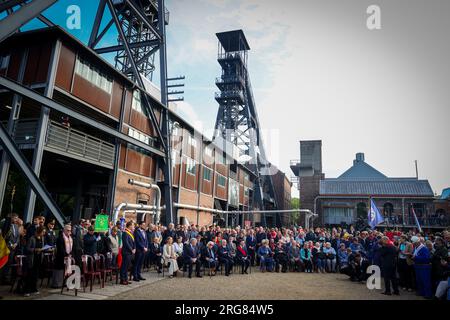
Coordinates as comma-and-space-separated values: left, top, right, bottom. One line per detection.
0, 122, 66, 227
0, 76, 166, 158
0, 47, 27, 214
0, 0, 57, 43
158, 0, 173, 224
0, 0, 27, 12
94, 39, 159, 54
88, 0, 107, 48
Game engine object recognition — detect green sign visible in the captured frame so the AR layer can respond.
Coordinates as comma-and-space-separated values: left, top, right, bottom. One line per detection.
94, 214, 109, 232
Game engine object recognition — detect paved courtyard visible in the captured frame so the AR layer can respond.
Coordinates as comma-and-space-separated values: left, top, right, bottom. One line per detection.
0, 269, 422, 300
110, 270, 421, 300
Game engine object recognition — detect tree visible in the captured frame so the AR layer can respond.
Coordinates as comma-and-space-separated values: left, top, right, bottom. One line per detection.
291, 198, 300, 225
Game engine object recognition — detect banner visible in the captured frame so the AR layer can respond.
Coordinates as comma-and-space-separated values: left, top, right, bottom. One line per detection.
94, 214, 110, 232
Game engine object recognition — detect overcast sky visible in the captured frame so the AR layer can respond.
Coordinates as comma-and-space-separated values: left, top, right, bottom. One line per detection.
20, 0, 450, 197
164, 0, 450, 196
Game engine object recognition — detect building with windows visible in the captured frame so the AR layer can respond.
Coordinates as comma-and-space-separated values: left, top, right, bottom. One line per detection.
0, 26, 261, 227
291, 141, 446, 229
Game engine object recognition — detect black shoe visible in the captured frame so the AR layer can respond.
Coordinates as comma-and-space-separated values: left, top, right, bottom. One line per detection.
381, 292, 391, 296
188, 274, 192, 278
132, 278, 140, 282
139, 277, 146, 281
157, 270, 162, 274
393, 292, 400, 296
196, 274, 203, 278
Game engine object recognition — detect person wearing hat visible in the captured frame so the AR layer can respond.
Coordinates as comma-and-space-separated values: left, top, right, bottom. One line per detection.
411, 236, 432, 298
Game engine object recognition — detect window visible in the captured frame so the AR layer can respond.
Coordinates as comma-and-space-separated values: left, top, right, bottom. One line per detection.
203, 167, 212, 181
217, 152, 225, 165
186, 157, 196, 175
205, 146, 213, 157
217, 174, 226, 187
132, 90, 144, 113
244, 187, 249, 197
0, 54, 10, 69
244, 173, 249, 181
75, 57, 112, 94
187, 134, 197, 148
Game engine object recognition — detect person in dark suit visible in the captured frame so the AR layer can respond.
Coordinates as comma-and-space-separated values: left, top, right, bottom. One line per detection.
83, 226, 98, 256
203, 241, 219, 275
133, 221, 148, 281
44, 220, 56, 247
218, 239, 234, 276
149, 235, 163, 273
183, 238, 202, 278
349, 253, 370, 282
236, 239, 250, 274
379, 236, 399, 295
120, 221, 136, 285
246, 230, 257, 266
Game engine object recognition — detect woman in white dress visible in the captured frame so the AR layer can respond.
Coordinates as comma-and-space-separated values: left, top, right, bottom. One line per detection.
163, 237, 179, 278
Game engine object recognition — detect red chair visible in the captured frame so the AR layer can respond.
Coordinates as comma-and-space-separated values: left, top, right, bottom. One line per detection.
61, 257, 84, 296
10, 255, 26, 294
40, 252, 54, 288
106, 252, 119, 285
81, 255, 102, 292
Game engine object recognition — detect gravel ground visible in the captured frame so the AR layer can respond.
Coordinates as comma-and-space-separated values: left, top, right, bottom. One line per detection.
109, 270, 422, 300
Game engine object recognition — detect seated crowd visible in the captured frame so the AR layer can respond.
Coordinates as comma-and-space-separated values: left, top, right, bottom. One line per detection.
0, 212, 449, 300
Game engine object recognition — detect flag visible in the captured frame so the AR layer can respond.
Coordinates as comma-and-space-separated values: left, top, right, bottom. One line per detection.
368, 198, 384, 229
0, 233, 10, 269
411, 205, 422, 233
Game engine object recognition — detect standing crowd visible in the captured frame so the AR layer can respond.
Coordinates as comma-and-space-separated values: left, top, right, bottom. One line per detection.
0, 212, 449, 300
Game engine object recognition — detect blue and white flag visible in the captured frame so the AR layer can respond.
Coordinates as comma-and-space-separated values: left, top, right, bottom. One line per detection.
368, 199, 384, 229
411, 205, 422, 233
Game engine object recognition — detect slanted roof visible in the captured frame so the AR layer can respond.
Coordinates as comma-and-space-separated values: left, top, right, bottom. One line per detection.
338, 153, 387, 180
216, 30, 250, 52
320, 178, 434, 197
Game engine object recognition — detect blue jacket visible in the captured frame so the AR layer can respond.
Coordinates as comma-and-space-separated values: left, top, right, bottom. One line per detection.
122, 229, 135, 255
414, 245, 431, 265
134, 228, 148, 252
257, 246, 272, 258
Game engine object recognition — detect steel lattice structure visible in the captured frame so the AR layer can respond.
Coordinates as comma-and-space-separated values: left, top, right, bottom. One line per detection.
213, 30, 279, 226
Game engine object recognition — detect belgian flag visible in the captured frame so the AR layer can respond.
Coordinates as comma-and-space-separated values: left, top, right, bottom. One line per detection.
0, 233, 10, 269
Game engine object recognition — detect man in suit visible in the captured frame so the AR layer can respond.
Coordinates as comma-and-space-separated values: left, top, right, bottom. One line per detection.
236, 239, 250, 274
133, 221, 148, 281
149, 235, 163, 273
183, 238, 202, 278
218, 239, 234, 276
246, 229, 257, 266
120, 221, 136, 285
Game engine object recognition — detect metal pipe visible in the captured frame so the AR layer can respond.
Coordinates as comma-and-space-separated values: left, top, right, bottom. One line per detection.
127, 179, 162, 223
113, 203, 164, 224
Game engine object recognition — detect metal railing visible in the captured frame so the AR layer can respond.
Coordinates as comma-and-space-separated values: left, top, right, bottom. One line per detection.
215, 75, 245, 86
215, 90, 245, 102
45, 121, 115, 167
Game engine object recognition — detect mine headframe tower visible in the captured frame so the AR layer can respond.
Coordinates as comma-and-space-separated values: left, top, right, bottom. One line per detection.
213, 30, 279, 226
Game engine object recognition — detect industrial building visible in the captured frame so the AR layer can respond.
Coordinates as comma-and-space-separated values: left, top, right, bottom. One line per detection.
291, 141, 448, 229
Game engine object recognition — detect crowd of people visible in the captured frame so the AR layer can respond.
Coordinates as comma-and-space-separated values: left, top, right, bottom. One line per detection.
0, 212, 449, 300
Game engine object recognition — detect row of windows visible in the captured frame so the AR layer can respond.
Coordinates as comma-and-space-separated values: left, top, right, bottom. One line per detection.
203, 166, 212, 181
75, 57, 113, 94
186, 157, 196, 175
128, 127, 153, 146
